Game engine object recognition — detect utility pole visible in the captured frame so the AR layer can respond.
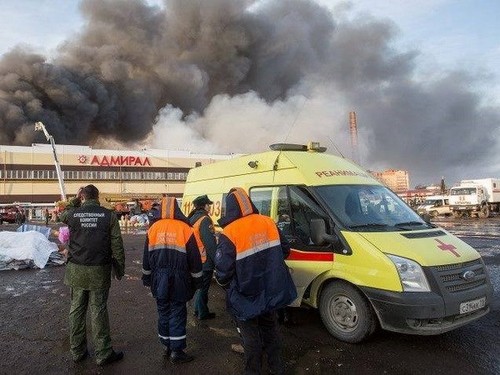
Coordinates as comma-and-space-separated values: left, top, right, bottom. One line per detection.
34, 122, 67, 201
349, 111, 360, 165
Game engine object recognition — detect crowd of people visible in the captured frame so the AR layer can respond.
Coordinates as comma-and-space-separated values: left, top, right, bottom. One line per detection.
59, 184, 297, 374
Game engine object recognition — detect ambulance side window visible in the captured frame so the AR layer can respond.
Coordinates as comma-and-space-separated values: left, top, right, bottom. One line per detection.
249, 187, 273, 217
288, 186, 329, 246
276, 186, 292, 236
250, 186, 330, 249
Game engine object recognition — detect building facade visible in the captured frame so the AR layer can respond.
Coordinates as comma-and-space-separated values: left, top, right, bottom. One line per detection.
0, 144, 233, 205
370, 169, 410, 193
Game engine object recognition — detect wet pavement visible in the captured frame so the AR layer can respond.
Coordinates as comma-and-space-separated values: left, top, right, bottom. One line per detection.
0, 218, 499, 375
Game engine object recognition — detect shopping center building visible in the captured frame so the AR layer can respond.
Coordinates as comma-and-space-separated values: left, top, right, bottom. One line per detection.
0, 143, 233, 207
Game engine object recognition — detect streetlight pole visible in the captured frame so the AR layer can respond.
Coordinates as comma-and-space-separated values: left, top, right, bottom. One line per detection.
34, 122, 67, 201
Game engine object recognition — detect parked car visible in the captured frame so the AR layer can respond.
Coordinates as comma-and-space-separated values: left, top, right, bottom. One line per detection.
0, 206, 20, 224
416, 195, 451, 217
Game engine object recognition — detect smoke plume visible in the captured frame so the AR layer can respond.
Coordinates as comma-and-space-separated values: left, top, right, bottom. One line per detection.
0, 0, 498, 185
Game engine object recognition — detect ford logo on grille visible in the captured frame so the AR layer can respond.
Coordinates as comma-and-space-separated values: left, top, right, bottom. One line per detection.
461, 270, 476, 281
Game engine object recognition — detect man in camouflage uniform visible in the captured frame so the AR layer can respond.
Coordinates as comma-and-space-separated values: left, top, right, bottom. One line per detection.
59, 185, 126, 366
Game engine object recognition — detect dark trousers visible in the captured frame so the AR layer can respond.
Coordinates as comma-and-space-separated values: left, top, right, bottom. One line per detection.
69, 288, 112, 364
194, 270, 213, 318
238, 311, 284, 375
156, 298, 187, 351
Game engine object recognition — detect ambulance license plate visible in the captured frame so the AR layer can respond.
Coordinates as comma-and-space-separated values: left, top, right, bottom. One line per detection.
459, 297, 486, 314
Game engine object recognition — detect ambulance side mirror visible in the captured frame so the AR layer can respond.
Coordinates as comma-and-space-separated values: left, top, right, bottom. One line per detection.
310, 219, 336, 246
420, 213, 432, 223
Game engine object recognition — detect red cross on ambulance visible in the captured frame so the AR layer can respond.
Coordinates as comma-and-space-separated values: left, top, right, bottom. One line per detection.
435, 239, 460, 257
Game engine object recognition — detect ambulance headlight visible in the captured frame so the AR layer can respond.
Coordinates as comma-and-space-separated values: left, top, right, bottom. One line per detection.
387, 255, 430, 292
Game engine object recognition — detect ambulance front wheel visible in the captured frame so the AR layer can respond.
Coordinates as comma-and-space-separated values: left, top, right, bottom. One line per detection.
319, 281, 377, 343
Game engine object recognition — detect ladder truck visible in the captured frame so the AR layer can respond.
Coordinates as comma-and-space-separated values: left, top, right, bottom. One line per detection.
34, 122, 67, 201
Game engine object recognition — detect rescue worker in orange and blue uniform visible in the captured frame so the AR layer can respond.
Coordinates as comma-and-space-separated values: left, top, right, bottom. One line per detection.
188, 194, 218, 320
142, 197, 203, 364
215, 188, 297, 375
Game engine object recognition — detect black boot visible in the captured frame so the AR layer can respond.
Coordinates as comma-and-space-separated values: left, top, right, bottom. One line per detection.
170, 350, 194, 364
98, 350, 124, 366
73, 350, 89, 363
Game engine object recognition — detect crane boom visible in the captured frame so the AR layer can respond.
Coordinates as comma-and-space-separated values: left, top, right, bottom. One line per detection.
34, 122, 67, 201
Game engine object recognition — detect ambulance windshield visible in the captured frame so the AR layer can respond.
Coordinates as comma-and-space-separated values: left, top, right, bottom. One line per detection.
315, 185, 430, 231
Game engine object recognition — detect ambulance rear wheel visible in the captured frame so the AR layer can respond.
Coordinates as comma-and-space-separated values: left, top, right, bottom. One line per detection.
319, 281, 377, 343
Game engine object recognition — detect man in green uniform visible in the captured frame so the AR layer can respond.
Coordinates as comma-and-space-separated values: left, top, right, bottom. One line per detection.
59, 185, 126, 366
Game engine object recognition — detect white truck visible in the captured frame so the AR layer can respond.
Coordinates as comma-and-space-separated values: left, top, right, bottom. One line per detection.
416, 195, 452, 217
449, 178, 500, 218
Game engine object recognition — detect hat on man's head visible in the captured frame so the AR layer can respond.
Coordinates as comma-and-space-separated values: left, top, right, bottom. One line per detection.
193, 195, 213, 208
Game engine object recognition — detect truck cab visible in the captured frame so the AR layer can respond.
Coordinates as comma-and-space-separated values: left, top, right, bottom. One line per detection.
182, 143, 493, 343
449, 185, 489, 218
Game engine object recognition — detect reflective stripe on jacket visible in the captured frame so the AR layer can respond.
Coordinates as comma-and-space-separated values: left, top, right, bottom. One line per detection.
224, 215, 281, 261
217, 213, 297, 320
143, 197, 202, 301
188, 209, 217, 271
192, 216, 207, 263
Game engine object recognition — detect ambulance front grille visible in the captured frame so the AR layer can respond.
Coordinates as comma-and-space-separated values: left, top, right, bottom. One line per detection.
433, 259, 487, 293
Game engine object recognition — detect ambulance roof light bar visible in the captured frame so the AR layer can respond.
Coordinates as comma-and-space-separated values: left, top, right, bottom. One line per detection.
269, 142, 327, 153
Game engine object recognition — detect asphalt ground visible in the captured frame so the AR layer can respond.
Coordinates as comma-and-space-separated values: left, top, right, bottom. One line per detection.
0, 220, 499, 375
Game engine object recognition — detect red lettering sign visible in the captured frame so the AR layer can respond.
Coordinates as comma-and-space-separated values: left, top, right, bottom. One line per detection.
89, 155, 151, 167
315, 170, 369, 178
100, 156, 110, 166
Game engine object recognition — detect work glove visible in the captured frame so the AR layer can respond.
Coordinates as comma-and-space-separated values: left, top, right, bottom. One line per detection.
142, 274, 152, 287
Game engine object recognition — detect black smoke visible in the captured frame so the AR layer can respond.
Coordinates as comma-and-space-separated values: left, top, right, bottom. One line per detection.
0, 0, 498, 185
0, 0, 334, 144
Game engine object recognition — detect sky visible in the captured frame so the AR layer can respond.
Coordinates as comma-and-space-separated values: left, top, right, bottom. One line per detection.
0, 0, 499, 187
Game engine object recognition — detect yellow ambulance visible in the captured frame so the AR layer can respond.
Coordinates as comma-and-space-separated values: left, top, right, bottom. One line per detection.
182, 142, 493, 343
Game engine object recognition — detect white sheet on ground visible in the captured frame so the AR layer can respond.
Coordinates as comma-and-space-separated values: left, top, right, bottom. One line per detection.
0, 231, 58, 270
16, 224, 51, 238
